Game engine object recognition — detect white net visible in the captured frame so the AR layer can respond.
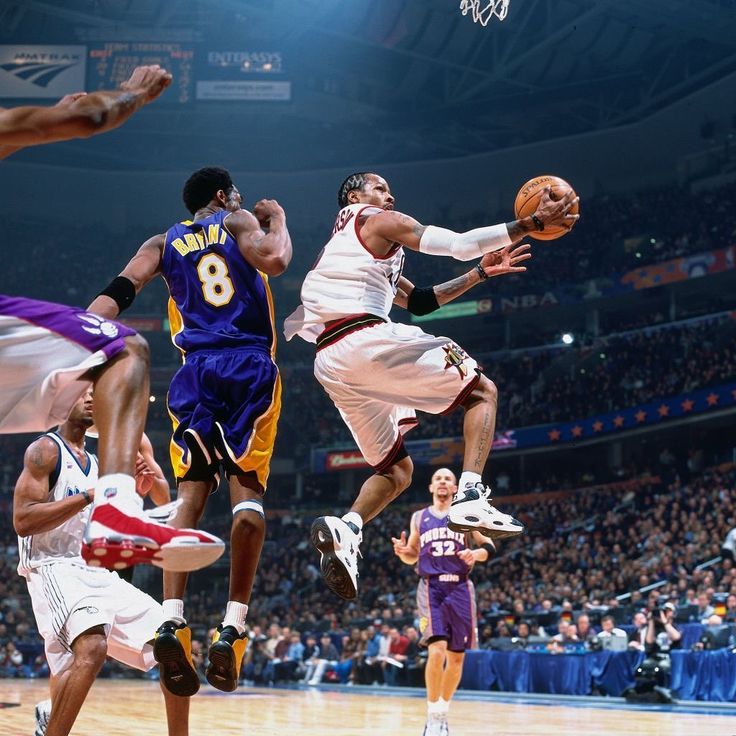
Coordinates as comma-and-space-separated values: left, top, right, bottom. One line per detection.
459, 0, 510, 25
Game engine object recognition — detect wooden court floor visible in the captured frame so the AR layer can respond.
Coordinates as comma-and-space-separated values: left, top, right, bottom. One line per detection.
1, 679, 733, 736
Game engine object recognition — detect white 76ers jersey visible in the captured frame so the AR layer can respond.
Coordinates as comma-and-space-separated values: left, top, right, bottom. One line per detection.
284, 204, 405, 342
17, 432, 97, 576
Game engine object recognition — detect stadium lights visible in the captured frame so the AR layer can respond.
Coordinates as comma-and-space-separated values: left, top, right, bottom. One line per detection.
149, 395, 156, 403
561, 333, 575, 345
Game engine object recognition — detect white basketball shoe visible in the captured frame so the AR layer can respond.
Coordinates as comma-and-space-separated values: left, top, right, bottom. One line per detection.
447, 482, 524, 539
34, 698, 51, 736
422, 714, 448, 736
310, 516, 362, 600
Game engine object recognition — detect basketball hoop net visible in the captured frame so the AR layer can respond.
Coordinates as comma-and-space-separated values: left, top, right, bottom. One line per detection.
459, 0, 510, 25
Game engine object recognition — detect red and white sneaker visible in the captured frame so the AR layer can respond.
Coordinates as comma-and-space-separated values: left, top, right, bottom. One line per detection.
82, 493, 224, 572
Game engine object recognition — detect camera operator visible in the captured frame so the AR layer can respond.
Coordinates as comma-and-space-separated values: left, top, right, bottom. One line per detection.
645, 601, 681, 657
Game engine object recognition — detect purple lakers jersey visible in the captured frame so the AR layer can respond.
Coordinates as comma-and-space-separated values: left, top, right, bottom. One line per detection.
162, 210, 275, 356
415, 507, 469, 577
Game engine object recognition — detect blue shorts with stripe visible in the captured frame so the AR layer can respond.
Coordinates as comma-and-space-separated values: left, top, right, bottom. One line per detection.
167, 347, 281, 490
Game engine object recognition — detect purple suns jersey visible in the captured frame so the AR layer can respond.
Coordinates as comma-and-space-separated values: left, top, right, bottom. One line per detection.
414, 507, 470, 578
162, 210, 276, 356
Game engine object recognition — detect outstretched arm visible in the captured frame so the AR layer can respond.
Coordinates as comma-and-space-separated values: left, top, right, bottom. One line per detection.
361, 188, 578, 259
394, 242, 531, 311
0, 65, 171, 159
13, 438, 91, 537
87, 234, 165, 319
224, 200, 292, 276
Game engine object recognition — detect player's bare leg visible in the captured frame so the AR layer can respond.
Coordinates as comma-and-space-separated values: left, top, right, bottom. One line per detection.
205, 473, 263, 692
161, 682, 190, 736
45, 628, 107, 736
448, 374, 524, 539
312, 456, 413, 600
155, 479, 211, 698
424, 640, 464, 736
82, 337, 224, 573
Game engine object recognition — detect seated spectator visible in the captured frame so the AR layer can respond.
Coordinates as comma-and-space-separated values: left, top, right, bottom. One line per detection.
304, 634, 339, 685
355, 625, 384, 686
335, 628, 362, 685
722, 523, 736, 562
596, 615, 628, 650
696, 592, 715, 623
628, 611, 648, 651
575, 614, 597, 647
402, 626, 425, 687
383, 627, 409, 687
551, 619, 579, 645
273, 631, 306, 683
723, 594, 736, 623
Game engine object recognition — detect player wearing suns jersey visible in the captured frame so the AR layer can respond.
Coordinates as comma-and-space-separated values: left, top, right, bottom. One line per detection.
393, 468, 494, 736
13, 389, 190, 736
88, 166, 292, 696
285, 172, 576, 600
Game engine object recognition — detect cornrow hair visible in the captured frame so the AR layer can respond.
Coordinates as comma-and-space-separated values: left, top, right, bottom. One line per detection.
337, 172, 372, 208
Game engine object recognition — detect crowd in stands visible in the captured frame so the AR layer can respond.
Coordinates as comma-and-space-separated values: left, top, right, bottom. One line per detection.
2, 451, 734, 687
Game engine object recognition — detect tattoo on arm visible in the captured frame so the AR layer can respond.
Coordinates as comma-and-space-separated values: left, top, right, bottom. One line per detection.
413, 224, 426, 239
28, 443, 47, 469
506, 219, 534, 242
434, 272, 473, 303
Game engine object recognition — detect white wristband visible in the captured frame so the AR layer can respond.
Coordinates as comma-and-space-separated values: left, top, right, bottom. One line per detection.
419, 223, 512, 261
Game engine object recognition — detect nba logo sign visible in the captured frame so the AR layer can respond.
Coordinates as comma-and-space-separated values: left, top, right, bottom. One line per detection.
103, 487, 117, 499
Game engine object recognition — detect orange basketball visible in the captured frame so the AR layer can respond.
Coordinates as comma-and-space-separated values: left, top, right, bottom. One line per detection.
513, 175, 579, 241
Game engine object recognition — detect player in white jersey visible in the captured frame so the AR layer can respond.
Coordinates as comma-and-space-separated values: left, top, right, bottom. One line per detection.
285, 172, 577, 599
14, 389, 191, 736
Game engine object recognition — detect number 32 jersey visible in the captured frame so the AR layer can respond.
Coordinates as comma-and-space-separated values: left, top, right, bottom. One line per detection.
413, 507, 470, 578
162, 210, 276, 357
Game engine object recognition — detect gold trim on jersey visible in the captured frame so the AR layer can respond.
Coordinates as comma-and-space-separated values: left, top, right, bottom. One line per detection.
214, 370, 282, 490
258, 271, 278, 359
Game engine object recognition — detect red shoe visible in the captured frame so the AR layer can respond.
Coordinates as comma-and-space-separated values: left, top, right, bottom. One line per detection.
82, 497, 224, 572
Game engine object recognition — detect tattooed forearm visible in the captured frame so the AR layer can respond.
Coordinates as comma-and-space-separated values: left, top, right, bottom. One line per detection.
505, 218, 535, 243
433, 272, 475, 305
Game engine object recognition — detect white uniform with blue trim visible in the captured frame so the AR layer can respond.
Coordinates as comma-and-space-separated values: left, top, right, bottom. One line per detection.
18, 433, 163, 676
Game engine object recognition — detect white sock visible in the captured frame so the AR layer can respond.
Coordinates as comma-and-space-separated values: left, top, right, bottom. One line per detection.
94, 473, 137, 506
342, 511, 363, 532
427, 700, 443, 715
458, 471, 482, 493
162, 599, 186, 625
437, 697, 449, 715
222, 601, 248, 635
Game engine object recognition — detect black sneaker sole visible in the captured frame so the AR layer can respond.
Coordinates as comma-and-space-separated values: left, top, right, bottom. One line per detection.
310, 517, 357, 600
153, 632, 201, 697
206, 640, 239, 692
447, 518, 525, 540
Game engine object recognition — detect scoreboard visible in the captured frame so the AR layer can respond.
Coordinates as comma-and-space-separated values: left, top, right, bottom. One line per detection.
88, 42, 194, 103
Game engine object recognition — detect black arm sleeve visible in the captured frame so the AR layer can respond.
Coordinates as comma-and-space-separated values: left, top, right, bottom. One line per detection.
406, 286, 440, 316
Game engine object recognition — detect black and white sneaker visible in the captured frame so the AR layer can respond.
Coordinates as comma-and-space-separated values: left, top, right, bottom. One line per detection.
447, 482, 524, 539
310, 516, 362, 600
34, 699, 51, 736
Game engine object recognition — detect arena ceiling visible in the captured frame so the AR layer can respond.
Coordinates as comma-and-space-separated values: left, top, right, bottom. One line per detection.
3, 0, 736, 171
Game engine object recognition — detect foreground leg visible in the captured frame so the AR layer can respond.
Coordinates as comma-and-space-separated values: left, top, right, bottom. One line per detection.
311, 456, 413, 600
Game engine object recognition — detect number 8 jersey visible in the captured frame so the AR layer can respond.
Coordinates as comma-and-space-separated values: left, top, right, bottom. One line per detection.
162, 210, 276, 357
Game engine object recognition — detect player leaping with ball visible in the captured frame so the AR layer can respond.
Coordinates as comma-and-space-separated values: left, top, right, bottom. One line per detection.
285, 172, 578, 600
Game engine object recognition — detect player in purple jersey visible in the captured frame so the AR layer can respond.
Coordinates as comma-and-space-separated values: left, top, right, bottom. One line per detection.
0, 65, 224, 577
393, 468, 495, 736
88, 166, 292, 695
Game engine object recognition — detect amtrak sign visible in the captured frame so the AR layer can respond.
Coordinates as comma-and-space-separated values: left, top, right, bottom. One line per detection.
0, 45, 86, 99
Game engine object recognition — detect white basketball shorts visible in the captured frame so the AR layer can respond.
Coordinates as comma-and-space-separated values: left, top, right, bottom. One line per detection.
314, 319, 480, 470
25, 562, 163, 676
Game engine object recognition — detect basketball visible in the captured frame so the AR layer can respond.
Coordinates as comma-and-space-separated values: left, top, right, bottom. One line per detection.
513, 175, 579, 241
